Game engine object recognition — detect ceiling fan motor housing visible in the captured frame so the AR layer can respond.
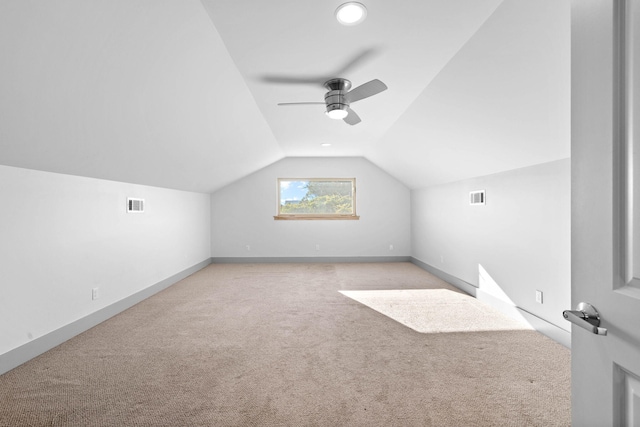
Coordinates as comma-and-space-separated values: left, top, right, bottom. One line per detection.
324, 78, 351, 114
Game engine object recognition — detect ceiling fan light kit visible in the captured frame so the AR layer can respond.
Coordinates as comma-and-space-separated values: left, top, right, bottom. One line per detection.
335, 2, 367, 26
326, 108, 349, 120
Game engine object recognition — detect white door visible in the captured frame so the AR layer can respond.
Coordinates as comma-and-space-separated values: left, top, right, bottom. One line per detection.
571, 0, 640, 425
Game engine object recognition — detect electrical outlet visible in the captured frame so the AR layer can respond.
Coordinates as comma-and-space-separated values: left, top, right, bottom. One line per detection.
316, 244, 320, 251
246, 245, 251, 251
440, 255, 444, 264
389, 244, 394, 251
92, 287, 99, 300
535, 290, 543, 304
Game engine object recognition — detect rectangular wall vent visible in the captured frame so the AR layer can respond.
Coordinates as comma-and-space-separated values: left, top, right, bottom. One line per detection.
469, 190, 485, 205
127, 198, 145, 213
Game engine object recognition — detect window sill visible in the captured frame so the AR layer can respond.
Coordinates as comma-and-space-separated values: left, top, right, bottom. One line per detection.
273, 215, 360, 221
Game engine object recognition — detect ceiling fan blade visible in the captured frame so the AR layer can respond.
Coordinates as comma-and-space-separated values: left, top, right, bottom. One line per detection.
260, 47, 380, 87
261, 75, 327, 86
333, 47, 380, 77
277, 102, 325, 106
347, 79, 388, 103
343, 107, 361, 125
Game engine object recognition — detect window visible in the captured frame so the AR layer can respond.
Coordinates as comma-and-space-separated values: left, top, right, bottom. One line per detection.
275, 178, 359, 220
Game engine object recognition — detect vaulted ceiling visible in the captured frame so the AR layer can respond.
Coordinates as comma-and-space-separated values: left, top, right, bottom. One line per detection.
0, 0, 569, 193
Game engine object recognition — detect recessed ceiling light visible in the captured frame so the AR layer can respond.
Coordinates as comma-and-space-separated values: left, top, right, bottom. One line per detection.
321, 143, 332, 147
335, 2, 367, 26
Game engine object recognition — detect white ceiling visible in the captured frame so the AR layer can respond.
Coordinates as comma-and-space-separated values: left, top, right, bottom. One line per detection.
0, 0, 569, 193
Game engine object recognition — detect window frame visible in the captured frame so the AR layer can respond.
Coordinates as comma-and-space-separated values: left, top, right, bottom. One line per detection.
274, 177, 359, 220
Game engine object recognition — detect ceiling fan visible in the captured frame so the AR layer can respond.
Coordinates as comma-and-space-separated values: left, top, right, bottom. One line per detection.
276, 78, 388, 125
259, 48, 387, 125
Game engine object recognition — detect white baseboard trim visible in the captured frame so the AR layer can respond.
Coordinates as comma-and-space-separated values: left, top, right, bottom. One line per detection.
410, 257, 478, 296
0, 258, 212, 376
516, 307, 571, 348
211, 256, 412, 264
410, 257, 571, 349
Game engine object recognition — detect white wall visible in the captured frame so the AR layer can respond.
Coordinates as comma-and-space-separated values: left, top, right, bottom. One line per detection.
211, 157, 410, 258
0, 165, 211, 357
411, 159, 570, 331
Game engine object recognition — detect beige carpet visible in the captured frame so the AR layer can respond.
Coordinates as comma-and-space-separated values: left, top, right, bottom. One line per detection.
0, 262, 570, 426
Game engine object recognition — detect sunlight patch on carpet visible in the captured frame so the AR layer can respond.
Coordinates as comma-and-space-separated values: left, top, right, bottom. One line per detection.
339, 289, 532, 333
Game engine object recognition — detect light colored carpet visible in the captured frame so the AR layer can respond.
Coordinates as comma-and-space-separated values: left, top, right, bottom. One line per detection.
0, 262, 570, 426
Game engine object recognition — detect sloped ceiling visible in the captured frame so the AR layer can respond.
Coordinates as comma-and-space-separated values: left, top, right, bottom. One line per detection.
0, 0, 569, 193
367, 0, 570, 188
0, 0, 283, 192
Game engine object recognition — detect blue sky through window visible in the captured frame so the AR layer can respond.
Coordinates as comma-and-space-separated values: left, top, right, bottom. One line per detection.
280, 180, 308, 204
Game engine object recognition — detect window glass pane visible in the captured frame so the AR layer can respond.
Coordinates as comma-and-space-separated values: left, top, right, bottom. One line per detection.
279, 179, 354, 215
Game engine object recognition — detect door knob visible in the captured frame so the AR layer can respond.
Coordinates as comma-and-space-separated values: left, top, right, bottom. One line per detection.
563, 302, 608, 336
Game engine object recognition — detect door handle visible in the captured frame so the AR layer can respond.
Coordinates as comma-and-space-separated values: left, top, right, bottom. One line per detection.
563, 302, 608, 336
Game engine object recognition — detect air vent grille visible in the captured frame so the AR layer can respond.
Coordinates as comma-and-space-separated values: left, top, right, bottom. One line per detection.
127, 198, 145, 213
469, 190, 485, 205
